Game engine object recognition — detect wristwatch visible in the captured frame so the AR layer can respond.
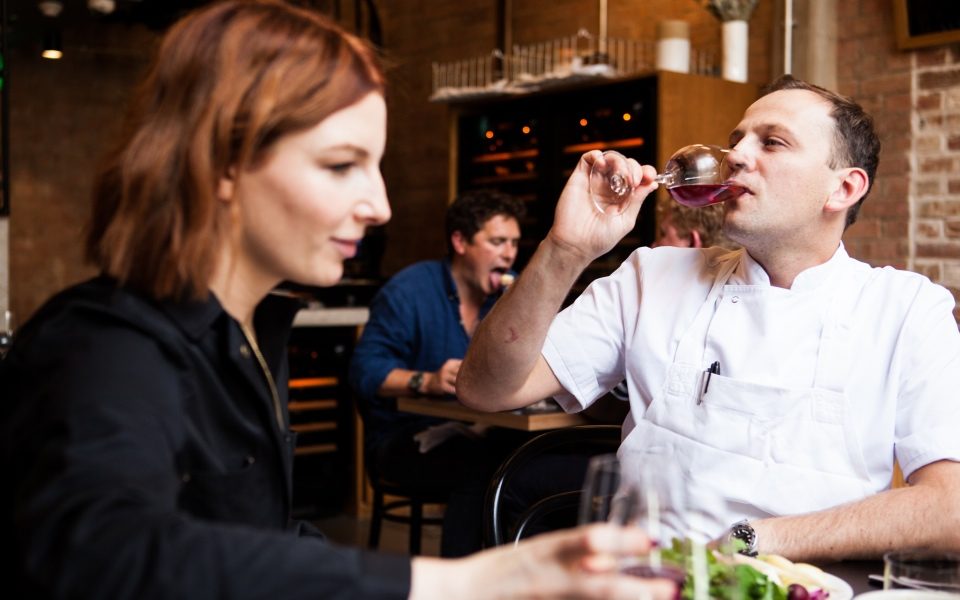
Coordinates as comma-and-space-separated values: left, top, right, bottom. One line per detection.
407, 371, 424, 395
727, 519, 758, 556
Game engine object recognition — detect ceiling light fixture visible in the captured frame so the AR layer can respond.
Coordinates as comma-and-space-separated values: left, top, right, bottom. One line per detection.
87, 0, 115, 15
37, 1, 64, 18
42, 28, 62, 60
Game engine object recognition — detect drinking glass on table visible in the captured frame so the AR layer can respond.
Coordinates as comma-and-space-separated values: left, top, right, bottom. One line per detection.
883, 550, 960, 593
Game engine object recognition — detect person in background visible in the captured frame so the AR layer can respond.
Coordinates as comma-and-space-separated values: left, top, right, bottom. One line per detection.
350, 190, 529, 557
0, 2, 678, 598
459, 74, 960, 562
652, 198, 737, 250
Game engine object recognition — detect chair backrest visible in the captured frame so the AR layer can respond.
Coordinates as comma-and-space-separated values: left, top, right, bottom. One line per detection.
483, 424, 621, 547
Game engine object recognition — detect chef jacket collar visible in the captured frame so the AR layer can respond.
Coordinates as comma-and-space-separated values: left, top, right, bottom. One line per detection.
733, 243, 849, 291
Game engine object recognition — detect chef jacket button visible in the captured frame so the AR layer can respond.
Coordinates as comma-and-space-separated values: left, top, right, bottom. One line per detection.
245, 455, 256, 465
239, 344, 251, 358
181, 473, 191, 483
731, 296, 740, 303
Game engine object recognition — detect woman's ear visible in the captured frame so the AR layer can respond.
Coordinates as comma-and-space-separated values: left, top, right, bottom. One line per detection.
217, 169, 237, 203
825, 167, 869, 215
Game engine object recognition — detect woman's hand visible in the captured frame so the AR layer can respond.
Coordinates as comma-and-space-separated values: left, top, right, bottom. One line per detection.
410, 523, 679, 600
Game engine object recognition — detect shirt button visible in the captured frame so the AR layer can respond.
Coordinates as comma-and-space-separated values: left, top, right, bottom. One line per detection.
239, 344, 251, 358
181, 473, 192, 483
731, 296, 740, 304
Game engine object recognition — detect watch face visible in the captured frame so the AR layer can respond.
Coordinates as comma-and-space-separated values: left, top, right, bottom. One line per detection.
408, 372, 423, 392
730, 521, 757, 556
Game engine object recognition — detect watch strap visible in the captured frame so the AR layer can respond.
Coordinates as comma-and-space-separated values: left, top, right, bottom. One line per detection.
728, 519, 758, 556
407, 371, 424, 395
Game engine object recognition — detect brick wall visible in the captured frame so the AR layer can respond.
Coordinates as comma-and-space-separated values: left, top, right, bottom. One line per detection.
836, 0, 912, 270
836, 0, 960, 319
8, 23, 155, 322
911, 45, 960, 318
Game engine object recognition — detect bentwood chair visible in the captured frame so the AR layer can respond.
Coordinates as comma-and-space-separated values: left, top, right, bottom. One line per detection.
364, 447, 447, 555
483, 424, 621, 547
354, 388, 448, 555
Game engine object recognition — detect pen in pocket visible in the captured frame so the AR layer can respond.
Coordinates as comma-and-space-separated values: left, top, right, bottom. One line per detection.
698, 361, 721, 405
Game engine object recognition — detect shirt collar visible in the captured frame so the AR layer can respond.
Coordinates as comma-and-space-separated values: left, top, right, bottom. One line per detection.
160, 287, 302, 348
159, 290, 225, 341
735, 243, 848, 290
437, 258, 457, 302
440, 257, 507, 316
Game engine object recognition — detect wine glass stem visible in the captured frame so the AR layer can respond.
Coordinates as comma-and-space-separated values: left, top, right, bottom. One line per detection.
654, 173, 675, 186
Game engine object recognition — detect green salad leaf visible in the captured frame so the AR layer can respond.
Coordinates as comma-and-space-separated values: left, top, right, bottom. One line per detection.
661, 539, 788, 600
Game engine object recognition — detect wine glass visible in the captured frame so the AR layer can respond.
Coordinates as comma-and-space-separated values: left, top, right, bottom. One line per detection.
579, 453, 739, 600
588, 144, 747, 215
578, 454, 686, 585
883, 550, 960, 592
0, 310, 13, 359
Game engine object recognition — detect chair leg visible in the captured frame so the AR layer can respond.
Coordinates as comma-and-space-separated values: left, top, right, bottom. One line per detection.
409, 500, 423, 555
368, 488, 384, 549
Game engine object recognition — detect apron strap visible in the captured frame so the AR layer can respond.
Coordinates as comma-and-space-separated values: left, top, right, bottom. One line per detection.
673, 249, 743, 364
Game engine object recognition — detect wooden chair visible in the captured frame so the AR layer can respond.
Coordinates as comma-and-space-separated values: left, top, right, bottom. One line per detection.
364, 446, 447, 555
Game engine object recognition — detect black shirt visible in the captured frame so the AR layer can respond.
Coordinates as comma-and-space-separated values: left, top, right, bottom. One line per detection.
1, 277, 410, 599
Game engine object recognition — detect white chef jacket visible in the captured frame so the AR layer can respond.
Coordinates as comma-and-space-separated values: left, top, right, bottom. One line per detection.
543, 244, 960, 539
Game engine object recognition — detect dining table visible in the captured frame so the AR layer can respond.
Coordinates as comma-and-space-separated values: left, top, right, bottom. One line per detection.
821, 560, 885, 596
396, 396, 587, 432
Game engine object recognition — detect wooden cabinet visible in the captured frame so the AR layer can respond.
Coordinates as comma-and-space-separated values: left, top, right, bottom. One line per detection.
449, 71, 758, 293
287, 312, 367, 517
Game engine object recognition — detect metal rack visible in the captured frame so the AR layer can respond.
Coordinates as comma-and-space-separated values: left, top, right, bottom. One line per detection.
431, 30, 717, 102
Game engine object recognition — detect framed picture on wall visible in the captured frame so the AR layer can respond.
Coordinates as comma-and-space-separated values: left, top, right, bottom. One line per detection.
893, 0, 960, 50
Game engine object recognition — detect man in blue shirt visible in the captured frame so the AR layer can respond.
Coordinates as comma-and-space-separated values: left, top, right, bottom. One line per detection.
350, 190, 526, 556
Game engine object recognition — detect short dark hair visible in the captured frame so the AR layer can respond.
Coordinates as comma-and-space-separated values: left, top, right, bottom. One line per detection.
445, 190, 526, 255
760, 74, 881, 229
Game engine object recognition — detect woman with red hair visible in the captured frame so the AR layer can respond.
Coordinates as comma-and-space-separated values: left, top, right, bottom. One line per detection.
1, 2, 674, 599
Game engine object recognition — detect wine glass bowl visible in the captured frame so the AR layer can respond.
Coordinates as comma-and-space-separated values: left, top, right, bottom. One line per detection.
662, 144, 745, 208
587, 144, 746, 214
578, 454, 687, 583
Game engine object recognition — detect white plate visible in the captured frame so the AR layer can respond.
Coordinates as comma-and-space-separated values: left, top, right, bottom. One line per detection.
819, 571, 855, 600
855, 590, 960, 599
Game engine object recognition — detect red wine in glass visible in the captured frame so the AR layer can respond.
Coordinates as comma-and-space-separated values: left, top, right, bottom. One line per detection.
668, 183, 748, 207
589, 144, 739, 214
